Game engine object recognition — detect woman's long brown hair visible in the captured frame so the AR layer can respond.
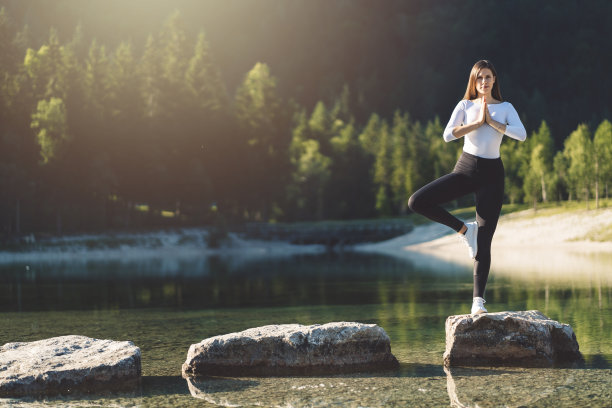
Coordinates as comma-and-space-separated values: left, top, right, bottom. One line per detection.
463, 60, 503, 101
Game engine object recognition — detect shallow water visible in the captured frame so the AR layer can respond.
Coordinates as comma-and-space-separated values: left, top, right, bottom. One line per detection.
1, 251, 610, 407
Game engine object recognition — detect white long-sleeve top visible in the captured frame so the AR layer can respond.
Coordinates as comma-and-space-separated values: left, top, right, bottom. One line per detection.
443, 99, 527, 159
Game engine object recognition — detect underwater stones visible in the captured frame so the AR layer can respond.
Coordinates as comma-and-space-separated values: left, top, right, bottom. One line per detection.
443, 310, 582, 367
0, 335, 141, 396
182, 322, 399, 376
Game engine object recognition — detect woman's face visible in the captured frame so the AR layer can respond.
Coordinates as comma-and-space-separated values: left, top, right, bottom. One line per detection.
475, 68, 495, 96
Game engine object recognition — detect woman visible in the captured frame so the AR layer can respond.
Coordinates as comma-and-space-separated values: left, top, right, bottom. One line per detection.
407, 60, 526, 314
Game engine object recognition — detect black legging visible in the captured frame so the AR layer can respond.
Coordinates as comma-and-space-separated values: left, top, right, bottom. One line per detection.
407, 151, 504, 298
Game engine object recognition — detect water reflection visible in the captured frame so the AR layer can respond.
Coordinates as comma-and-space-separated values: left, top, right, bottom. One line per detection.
185, 371, 450, 407
1, 250, 611, 406
0, 253, 470, 311
444, 366, 612, 408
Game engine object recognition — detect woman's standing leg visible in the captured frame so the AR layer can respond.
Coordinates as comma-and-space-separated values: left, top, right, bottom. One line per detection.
472, 163, 505, 298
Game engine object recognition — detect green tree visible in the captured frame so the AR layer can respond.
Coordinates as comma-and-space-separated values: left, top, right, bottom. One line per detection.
524, 144, 545, 209
183, 31, 228, 220
82, 39, 110, 119
530, 121, 554, 202
327, 120, 372, 218
552, 151, 569, 202
523, 121, 554, 207
500, 140, 526, 204
406, 121, 431, 195
289, 110, 331, 220
358, 113, 382, 156
373, 121, 393, 215
308, 101, 331, 145
389, 110, 410, 214
564, 124, 594, 207
0, 7, 32, 233
427, 116, 458, 180
30, 97, 69, 164
185, 31, 227, 113
593, 119, 612, 207
105, 40, 144, 215
140, 34, 162, 119
23, 28, 66, 101
235, 62, 285, 220
30, 97, 70, 233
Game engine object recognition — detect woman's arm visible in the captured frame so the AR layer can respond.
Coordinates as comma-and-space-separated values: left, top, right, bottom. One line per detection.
443, 100, 485, 142
503, 103, 527, 141
486, 103, 526, 141
451, 121, 484, 139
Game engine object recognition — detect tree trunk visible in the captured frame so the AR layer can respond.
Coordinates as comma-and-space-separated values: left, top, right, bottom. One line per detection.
595, 161, 600, 209
595, 178, 599, 209
540, 174, 547, 202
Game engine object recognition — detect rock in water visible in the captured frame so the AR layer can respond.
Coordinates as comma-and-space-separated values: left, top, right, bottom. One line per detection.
0, 335, 141, 396
443, 310, 582, 367
182, 322, 398, 376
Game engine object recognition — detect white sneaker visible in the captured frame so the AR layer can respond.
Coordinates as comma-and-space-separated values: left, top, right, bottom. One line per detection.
471, 297, 487, 314
459, 221, 478, 259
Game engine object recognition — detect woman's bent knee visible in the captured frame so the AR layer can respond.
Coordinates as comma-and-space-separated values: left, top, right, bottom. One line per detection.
407, 194, 421, 213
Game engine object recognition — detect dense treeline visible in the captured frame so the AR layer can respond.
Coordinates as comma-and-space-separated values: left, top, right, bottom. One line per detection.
0, 3, 611, 235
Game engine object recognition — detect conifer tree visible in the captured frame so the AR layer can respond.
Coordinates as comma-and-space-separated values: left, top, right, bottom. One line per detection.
140, 34, 162, 119
327, 120, 371, 218
373, 121, 393, 215
235, 62, 285, 219
358, 113, 381, 156
289, 110, 331, 220
389, 110, 410, 214
185, 31, 227, 113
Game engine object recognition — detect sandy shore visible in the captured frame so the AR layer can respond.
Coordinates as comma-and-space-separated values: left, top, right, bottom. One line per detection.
356, 207, 612, 285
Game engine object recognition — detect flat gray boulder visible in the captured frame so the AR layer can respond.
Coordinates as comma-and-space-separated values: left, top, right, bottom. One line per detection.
182, 322, 398, 376
443, 310, 582, 367
0, 335, 141, 396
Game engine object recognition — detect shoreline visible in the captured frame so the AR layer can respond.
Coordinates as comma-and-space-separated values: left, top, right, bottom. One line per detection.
0, 231, 326, 264
355, 207, 612, 285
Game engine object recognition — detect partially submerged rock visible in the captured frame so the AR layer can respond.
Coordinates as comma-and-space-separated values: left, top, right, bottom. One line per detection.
443, 310, 582, 367
182, 322, 398, 376
0, 335, 141, 396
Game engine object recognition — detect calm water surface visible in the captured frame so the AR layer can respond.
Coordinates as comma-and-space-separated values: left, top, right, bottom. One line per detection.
0, 251, 610, 407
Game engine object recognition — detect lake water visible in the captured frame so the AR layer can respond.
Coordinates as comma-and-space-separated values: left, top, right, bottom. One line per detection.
0, 249, 610, 407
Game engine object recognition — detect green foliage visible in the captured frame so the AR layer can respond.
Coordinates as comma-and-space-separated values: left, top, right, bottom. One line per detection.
500, 140, 525, 204
1, 5, 612, 233
30, 97, 68, 164
593, 120, 612, 206
185, 31, 227, 113
358, 113, 382, 155
523, 121, 555, 207
564, 124, 594, 206
373, 122, 392, 215
235, 62, 280, 138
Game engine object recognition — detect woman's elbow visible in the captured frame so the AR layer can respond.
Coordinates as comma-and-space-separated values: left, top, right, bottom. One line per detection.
443, 130, 455, 142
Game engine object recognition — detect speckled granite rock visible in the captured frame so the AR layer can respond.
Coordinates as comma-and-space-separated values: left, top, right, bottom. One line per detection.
443, 310, 582, 367
182, 322, 398, 376
0, 335, 141, 396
